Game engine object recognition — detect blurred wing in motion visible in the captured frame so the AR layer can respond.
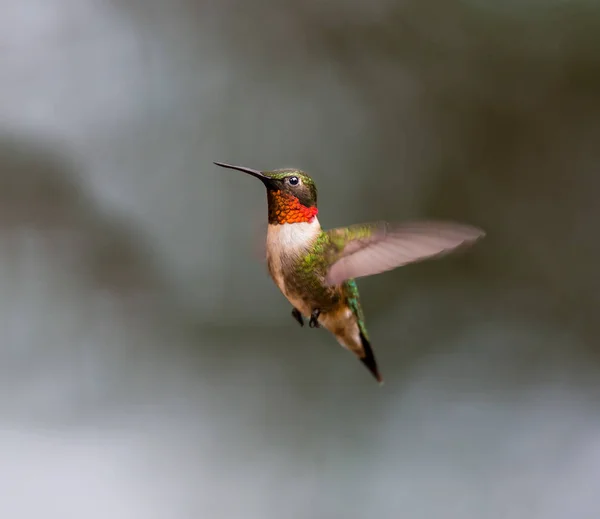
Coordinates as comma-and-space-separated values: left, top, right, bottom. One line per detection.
325, 221, 485, 285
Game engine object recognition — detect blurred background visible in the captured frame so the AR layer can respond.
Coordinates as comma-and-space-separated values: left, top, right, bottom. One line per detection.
1, 0, 600, 517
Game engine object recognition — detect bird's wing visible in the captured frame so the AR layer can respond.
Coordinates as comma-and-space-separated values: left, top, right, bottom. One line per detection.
324, 221, 485, 285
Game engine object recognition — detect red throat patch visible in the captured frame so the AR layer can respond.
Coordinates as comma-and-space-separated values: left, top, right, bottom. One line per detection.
268, 191, 318, 224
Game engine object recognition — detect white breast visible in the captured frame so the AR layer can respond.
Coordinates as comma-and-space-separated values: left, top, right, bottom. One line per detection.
267, 218, 321, 252
266, 218, 321, 314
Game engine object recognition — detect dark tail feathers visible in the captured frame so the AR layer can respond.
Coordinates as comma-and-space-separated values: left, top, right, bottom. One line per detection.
359, 331, 383, 385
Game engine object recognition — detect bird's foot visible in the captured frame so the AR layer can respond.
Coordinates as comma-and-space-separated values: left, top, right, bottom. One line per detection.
309, 309, 321, 328
291, 308, 304, 327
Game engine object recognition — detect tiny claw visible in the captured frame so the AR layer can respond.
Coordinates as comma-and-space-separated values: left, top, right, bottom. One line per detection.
309, 309, 321, 328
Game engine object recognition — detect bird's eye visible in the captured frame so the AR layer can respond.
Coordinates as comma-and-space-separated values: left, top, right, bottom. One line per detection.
288, 176, 300, 186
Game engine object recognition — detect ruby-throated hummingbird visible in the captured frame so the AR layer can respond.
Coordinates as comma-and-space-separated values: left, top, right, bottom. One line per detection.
214, 161, 485, 384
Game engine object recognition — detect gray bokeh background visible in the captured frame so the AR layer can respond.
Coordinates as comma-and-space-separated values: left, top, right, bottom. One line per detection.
2, 1, 600, 518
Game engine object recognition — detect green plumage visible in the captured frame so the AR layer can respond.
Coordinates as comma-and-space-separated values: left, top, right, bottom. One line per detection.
345, 279, 369, 340
286, 229, 370, 338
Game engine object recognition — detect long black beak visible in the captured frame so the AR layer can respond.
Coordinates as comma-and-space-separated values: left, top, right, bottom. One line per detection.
213, 161, 268, 182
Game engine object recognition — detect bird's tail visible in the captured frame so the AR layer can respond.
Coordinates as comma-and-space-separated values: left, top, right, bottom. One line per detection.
358, 330, 383, 385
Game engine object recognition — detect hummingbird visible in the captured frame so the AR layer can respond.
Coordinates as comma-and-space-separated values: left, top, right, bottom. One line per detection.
214, 161, 485, 384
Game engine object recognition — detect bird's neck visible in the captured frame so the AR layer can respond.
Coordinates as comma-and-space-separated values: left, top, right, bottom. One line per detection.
266, 217, 322, 256
267, 191, 318, 225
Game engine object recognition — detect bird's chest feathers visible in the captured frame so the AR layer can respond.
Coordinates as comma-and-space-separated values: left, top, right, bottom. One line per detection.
266, 219, 320, 297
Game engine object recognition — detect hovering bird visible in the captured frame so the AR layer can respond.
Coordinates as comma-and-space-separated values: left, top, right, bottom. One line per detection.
214, 162, 485, 384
